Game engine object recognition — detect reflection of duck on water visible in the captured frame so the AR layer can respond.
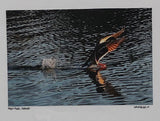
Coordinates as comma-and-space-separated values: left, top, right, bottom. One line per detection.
83, 28, 125, 70
87, 69, 121, 96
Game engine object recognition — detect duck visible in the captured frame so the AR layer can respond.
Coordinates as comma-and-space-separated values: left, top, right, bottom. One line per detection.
83, 28, 125, 70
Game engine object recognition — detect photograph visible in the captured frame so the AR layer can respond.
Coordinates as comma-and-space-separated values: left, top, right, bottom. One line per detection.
7, 8, 152, 106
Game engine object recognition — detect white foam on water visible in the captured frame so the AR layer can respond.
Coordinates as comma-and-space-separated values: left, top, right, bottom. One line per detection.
42, 57, 57, 69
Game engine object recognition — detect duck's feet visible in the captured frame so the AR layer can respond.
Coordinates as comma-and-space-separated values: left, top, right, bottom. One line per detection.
98, 63, 107, 70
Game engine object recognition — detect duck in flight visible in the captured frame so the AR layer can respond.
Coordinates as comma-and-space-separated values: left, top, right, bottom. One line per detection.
83, 28, 125, 70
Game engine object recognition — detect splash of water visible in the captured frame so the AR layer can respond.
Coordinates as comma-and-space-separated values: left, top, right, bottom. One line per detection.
42, 57, 56, 69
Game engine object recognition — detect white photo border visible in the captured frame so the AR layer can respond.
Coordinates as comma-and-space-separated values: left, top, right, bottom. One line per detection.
0, 0, 160, 121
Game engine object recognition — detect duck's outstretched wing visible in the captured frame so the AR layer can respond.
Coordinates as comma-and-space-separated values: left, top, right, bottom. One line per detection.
107, 37, 125, 52
84, 28, 125, 67
99, 28, 125, 44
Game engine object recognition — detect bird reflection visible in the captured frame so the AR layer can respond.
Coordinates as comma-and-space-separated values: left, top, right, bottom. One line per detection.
41, 67, 121, 97
87, 68, 121, 96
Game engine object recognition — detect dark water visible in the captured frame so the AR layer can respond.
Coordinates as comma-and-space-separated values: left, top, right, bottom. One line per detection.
7, 9, 152, 106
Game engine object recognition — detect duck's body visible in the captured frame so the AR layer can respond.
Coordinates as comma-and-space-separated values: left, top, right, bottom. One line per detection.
83, 28, 125, 70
